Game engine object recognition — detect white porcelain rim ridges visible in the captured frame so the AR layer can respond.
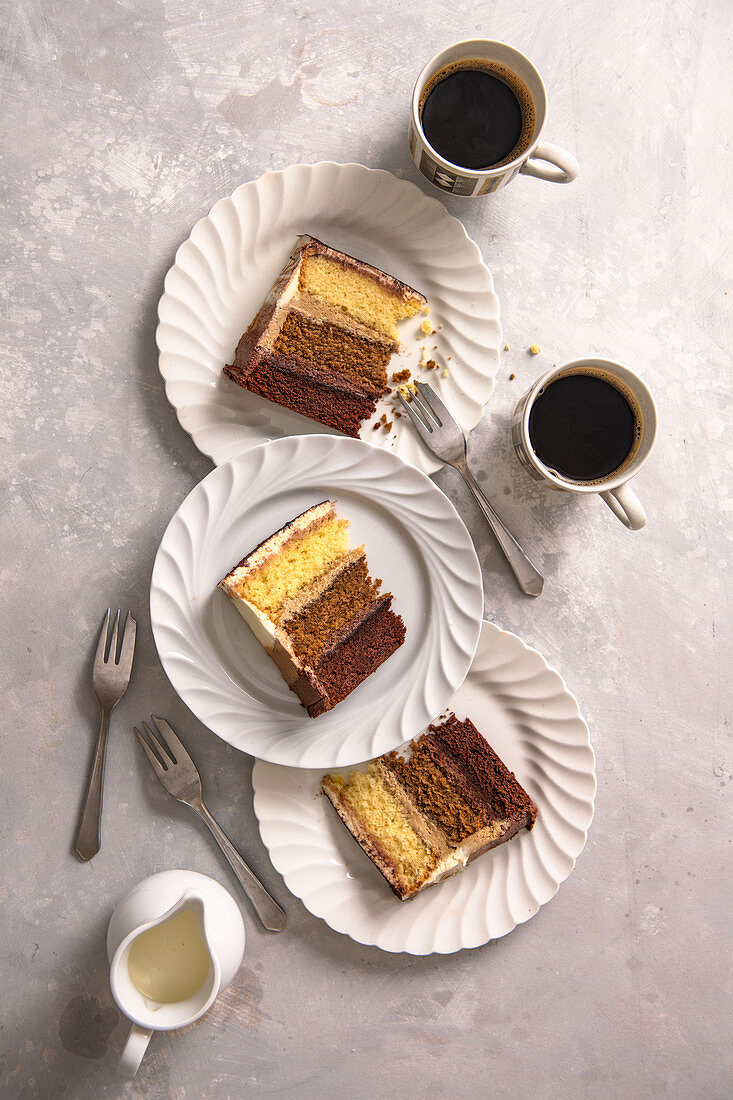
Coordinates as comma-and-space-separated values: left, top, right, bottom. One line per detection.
155, 161, 501, 474
150, 434, 483, 768
251, 620, 596, 954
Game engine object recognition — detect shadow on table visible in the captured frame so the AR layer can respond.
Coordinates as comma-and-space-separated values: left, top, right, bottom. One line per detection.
132, 246, 213, 483
1, 913, 126, 1098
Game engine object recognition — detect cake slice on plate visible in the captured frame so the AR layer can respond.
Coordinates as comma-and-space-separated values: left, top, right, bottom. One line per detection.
223, 235, 428, 437
218, 501, 405, 717
322, 714, 537, 900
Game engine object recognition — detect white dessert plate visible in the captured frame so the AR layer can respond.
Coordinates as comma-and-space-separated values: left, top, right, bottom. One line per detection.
252, 621, 596, 955
156, 161, 501, 475
150, 434, 483, 769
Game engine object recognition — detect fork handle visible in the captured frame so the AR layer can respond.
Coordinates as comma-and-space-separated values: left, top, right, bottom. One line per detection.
459, 465, 544, 597
195, 801, 286, 932
75, 709, 111, 860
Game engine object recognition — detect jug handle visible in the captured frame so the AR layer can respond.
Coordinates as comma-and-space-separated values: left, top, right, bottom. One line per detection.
118, 1023, 153, 1076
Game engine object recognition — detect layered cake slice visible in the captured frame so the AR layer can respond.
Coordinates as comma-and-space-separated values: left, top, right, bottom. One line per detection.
218, 501, 406, 717
223, 235, 428, 437
322, 714, 537, 900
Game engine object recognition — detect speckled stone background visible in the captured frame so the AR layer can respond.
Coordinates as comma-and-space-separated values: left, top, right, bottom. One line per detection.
2, 1, 731, 1097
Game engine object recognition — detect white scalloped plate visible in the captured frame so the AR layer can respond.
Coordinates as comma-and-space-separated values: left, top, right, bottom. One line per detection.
150, 435, 483, 768
252, 621, 596, 954
156, 161, 501, 474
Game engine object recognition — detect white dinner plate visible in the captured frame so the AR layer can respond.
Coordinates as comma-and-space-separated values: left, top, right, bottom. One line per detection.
155, 161, 501, 475
252, 621, 596, 954
150, 434, 483, 769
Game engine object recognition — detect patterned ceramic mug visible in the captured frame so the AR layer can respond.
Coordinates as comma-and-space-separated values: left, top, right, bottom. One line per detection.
511, 358, 658, 530
409, 39, 579, 197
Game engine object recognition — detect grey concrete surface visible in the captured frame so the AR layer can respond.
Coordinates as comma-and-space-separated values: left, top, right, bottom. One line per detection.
2, 1, 730, 1097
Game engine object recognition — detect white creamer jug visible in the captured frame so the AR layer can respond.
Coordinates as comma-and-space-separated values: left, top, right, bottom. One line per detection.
107, 869, 245, 1075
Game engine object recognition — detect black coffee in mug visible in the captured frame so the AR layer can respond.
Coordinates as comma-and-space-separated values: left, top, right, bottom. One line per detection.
419, 59, 535, 170
528, 369, 643, 483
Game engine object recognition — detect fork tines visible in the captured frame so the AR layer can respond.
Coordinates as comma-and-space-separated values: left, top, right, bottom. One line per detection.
414, 381, 452, 422
96, 608, 116, 664
96, 608, 136, 673
134, 716, 181, 772
398, 381, 444, 435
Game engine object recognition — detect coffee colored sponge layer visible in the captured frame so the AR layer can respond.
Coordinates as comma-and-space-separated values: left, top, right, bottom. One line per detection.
285, 557, 382, 660
274, 312, 392, 395
384, 738, 485, 846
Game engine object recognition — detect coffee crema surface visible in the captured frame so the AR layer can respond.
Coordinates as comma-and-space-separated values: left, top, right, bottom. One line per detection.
419, 59, 535, 170
528, 369, 642, 483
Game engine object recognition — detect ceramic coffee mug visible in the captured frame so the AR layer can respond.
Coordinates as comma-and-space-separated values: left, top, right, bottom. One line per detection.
409, 39, 579, 197
511, 358, 658, 530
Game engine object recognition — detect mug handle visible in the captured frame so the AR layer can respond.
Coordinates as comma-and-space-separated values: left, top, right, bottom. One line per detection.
118, 1023, 153, 1076
520, 142, 579, 184
600, 483, 647, 530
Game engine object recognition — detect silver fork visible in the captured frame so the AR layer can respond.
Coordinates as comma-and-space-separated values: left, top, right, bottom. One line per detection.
399, 381, 544, 596
134, 716, 286, 933
75, 609, 137, 860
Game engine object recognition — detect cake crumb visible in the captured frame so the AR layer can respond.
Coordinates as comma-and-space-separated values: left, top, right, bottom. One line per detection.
398, 382, 417, 401
391, 368, 411, 384
509, 372, 515, 380
372, 422, 381, 431
426, 358, 437, 371
529, 344, 542, 355
380, 413, 393, 432
420, 319, 436, 335
442, 368, 449, 378
419, 346, 430, 368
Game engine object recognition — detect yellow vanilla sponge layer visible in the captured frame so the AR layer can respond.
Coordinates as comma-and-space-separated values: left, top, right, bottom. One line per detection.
299, 255, 423, 342
234, 518, 349, 620
327, 767, 436, 892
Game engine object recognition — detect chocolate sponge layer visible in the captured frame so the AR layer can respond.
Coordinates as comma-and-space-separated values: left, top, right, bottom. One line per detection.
428, 715, 538, 830
224, 348, 377, 438
295, 598, 406, 717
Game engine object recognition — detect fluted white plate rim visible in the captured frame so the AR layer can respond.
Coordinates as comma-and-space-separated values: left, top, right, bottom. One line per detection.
252, 620, 596, 954
155, 161, 501, 475
150, 434, 483, 768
